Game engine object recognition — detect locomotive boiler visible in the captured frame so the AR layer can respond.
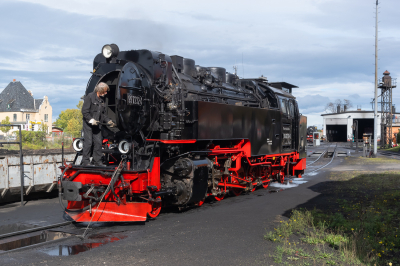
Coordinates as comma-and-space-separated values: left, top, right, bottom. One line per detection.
60, 44, 307, 222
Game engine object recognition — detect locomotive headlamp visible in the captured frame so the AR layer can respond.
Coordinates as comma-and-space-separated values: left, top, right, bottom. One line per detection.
102, 44, 119, 59
72, 138, 84, 152
118, 140, 131, 154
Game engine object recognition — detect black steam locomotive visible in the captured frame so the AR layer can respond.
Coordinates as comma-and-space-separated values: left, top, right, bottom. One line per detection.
61, 44, 307, 222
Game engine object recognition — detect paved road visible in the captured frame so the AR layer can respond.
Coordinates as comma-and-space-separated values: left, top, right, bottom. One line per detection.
0, 143, 364, 266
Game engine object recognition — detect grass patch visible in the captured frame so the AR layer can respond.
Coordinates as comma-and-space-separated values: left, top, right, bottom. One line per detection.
265, 165, 400, 265
344, 156, 399, 164
381, 146, 400, 152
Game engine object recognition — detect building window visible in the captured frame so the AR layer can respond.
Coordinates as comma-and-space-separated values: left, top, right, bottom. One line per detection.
44, 114, 48, 122
26, 114, 30, 121
13, 114, 17, 122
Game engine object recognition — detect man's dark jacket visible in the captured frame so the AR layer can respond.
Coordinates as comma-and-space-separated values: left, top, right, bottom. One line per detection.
82, 92, 111, 125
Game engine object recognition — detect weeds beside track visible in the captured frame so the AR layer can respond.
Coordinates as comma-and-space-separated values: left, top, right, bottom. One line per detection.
264, 156, 400, 265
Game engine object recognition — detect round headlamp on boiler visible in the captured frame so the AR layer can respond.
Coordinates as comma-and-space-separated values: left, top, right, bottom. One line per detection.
102, 43, 119, 59
118, 139, 131, 154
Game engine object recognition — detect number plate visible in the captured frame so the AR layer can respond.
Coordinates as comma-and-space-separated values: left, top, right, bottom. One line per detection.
127, 95, 142, 106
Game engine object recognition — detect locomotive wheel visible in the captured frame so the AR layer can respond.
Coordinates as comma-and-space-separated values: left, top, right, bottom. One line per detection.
148, 196, 162, 218
214, 194, 225, 201
197, 198, 205, 206
248, 167, 258, 192
279, 172, 285, 184
260, 168, 270, 189
230, 170, 244, 196
262, 180, 270, 189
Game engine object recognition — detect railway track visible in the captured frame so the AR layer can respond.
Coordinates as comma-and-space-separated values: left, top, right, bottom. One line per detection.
0, 221, 73, 255
304, 144, 337, 176
306, 149, 327, 166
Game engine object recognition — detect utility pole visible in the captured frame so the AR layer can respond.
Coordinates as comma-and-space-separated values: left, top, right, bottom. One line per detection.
373, 0, 379, 156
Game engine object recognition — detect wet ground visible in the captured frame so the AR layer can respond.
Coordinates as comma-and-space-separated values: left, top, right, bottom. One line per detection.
0, 142, 398, 265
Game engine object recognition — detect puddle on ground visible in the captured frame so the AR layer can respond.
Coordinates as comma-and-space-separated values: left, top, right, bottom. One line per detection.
41, 233, 126, 257
0, 231, 72, 252
268, 188, 285, 193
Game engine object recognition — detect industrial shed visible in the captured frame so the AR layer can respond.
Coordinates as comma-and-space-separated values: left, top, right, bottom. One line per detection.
322, 111, 400, 143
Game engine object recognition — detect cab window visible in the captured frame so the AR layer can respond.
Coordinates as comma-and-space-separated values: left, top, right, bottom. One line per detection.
280, 98, 288, 115
288, 100, 295, 117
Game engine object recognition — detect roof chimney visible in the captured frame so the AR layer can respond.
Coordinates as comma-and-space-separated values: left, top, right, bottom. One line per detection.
28, 90, 33, 96
13, 79, 16, 82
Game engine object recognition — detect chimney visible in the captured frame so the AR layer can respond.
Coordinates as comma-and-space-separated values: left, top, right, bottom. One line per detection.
27, 90, 33, 96
337, 105, 341, 113
344, 105, 347, 112
13, 79, 16, 82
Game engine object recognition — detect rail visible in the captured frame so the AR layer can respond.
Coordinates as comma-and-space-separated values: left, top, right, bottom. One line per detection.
304, 144, 337, 176
306, 149, 327, 166
0, 221, 72, 240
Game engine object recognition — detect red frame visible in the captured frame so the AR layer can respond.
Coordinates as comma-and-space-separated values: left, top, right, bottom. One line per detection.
62, 139, 306, 222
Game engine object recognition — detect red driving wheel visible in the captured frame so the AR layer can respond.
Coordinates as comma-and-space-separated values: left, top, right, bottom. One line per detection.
230, 170, 244, 196
214, 194, 225, 201
248, 167, 258, 192
260, 168, 270, 188
262, 180, 270, 189
279, 172, 285, 184
197, 198, 205, 206
148, 196, 162, 218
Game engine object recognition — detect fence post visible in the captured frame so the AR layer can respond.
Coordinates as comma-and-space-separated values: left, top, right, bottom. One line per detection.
19, 126, 24, 206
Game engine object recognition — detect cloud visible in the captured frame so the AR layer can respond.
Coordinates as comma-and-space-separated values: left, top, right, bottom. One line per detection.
297, 94, 330, 110
1, 0, 400, 128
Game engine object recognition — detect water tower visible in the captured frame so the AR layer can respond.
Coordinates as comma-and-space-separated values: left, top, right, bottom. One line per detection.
379, 70, 397, 148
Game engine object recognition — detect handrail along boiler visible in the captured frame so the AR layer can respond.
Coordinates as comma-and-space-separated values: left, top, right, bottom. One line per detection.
61, 44, 307, 222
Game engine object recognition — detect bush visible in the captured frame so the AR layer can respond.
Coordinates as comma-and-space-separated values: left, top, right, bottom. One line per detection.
19, 131, 46, 145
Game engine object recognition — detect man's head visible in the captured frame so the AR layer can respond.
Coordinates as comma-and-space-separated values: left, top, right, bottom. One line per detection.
94, 82, 109, 97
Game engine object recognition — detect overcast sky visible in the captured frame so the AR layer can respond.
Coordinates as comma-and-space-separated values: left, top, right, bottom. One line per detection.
1, 0, 399, 128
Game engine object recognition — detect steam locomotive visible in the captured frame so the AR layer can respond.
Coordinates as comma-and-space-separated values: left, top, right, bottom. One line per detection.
60, 44, 307, 222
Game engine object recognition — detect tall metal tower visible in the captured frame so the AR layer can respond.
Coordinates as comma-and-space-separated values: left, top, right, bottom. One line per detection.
379, 71, 397, 148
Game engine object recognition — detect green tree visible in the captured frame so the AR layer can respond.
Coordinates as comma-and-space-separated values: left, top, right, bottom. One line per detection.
65, 118, 81, 138
55, 100, 83, 132
76, 100, 83, 110
0, 116, 12, 135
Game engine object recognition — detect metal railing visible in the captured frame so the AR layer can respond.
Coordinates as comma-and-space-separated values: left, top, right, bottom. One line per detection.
0, 124, 24, 206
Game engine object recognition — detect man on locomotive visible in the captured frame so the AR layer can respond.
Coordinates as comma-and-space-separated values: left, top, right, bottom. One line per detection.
81, 82, 116, 166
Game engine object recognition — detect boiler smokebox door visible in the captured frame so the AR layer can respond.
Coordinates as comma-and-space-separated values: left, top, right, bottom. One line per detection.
116, 62, 145, 134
